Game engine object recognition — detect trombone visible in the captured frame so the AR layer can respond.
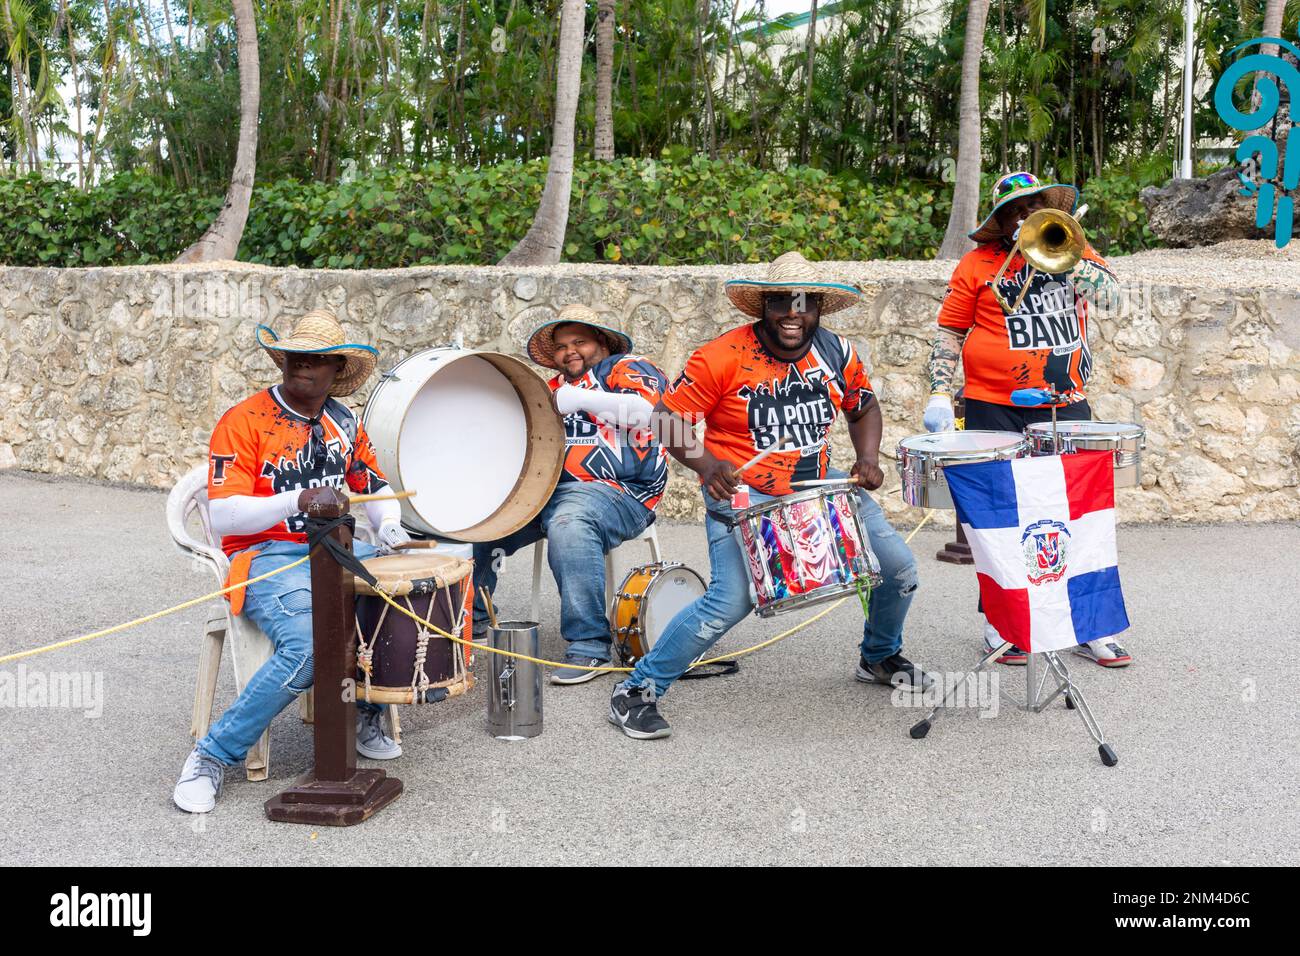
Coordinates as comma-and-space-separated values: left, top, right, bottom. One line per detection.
990, 204, 1090, 314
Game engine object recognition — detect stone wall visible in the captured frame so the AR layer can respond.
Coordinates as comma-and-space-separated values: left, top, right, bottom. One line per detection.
2, 258, 1298, 525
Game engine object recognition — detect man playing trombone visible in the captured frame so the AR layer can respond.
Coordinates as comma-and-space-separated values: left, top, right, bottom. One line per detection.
923, 170, 1130, 668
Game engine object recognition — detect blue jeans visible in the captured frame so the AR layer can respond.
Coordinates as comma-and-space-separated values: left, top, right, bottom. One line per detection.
472, 481, 654, 662
197, 539, 381, 766
623, 469, 919, 699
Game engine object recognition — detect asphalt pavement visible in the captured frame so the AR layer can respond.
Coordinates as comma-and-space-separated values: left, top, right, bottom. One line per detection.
0, 471, 1295, 866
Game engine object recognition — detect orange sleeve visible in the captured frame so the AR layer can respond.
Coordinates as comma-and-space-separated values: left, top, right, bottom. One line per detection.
936, 255, 981, 331
208, 409, 258, 499
661, 343, 725, 422
606, 356, 669, 404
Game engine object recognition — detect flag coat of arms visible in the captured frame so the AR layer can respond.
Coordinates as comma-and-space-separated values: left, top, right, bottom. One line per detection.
944, 450, 1130, 654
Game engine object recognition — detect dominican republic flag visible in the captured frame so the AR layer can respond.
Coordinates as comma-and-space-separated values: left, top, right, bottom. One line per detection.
944, 450, 1130, 654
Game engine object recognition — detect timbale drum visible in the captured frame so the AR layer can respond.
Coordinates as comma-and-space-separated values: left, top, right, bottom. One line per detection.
896, 431, 1029, 509
1024, 420, 1145, 488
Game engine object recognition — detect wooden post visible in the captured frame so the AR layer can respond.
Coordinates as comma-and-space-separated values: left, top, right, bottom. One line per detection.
265, 494, 402, 826
936, 390, 974, 565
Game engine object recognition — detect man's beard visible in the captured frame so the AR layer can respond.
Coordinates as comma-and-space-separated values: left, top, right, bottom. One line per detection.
762, 315, 819, 350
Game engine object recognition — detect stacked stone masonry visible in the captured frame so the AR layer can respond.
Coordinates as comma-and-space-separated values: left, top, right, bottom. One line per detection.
1, 260, 1297, 526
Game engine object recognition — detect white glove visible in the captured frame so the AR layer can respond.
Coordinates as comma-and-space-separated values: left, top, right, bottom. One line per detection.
923, 394, 955, 433
377, 519, 411, 550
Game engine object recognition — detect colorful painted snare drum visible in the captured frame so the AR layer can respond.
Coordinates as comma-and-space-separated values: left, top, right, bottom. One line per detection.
735, 482, 883, 618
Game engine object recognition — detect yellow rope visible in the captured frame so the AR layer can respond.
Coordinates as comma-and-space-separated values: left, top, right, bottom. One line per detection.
0, 556, 309, 666
0, 509, 935, 671
370, 510, 935, 674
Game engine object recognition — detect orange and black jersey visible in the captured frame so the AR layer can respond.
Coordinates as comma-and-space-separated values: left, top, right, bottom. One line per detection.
938, 240, 1116, 405
208, 386, 387, 556
662, 323, 874, 497
548, 354, 670, 510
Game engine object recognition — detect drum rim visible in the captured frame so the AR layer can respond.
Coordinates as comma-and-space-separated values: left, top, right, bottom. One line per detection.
1024, 420, 1145, 438
897, 430, 1029, 457
734, 479, 861, 519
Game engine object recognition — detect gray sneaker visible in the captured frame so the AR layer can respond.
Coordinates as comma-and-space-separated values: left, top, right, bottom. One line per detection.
550, 655, 607, 685
356, 708, 402, 760
173, 747, 225, 814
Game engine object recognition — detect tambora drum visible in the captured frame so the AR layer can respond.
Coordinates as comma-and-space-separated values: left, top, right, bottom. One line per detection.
354, 551, 475, 704
610, 563, 707, 665
363, 348, 565, 541
735, 482, 882, 618
896, 431, 1029, 509
1024, 421, 1145, 488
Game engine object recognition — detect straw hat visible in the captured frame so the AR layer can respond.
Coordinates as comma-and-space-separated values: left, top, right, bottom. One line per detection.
969, 170, 1078, 244
255, 309, 378, 397
526, 304, 634, 371
724, 251, 861, 319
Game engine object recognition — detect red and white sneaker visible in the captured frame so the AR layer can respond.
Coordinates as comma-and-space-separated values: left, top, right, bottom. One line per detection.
1074, 638, 1133, 668
983, 623, 1027, 665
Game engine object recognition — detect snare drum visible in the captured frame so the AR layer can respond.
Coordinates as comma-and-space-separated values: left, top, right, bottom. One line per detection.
610, 562, 707, 665
1024, 421, 1145, 488
354, 552, 476, 704
896, 431, 1029, 509
735, 482, 883, 618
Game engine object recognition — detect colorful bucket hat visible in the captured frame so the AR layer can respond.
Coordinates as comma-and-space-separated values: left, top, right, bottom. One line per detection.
969, 170, 1079, 244
724, 251, 861, 318
525, 304, 634, 370
255, 309, 378, 397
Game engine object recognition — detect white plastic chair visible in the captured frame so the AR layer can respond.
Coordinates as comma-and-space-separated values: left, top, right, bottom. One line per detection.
529, 522, 663, 623
166, 465, 398, 780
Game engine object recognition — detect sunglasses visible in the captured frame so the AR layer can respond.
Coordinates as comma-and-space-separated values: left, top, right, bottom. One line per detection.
994, 172, 1040, 201
306, 417, 327, 470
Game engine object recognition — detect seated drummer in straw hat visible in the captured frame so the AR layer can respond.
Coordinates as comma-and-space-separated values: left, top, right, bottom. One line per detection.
923, 170, 1129, 669
472, 304, 670, 684
607, 251, 933, 740
174, 309, 412, 814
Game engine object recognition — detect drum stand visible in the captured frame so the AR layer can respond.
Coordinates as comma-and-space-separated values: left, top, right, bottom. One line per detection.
908, 641, 1119, 767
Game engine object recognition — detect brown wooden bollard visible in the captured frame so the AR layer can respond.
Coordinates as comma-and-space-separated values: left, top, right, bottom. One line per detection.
265, 492, 403, 826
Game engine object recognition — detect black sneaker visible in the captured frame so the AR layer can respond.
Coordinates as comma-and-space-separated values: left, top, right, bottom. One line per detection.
855, 652, 934, 692
608, 683, 671, 740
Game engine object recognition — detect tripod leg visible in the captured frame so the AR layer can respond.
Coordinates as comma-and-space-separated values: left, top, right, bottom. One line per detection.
1043, 652, 1118, 767
910, 642, 1007, 739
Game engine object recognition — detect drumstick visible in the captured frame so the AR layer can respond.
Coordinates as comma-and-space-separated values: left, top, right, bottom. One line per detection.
349, 489, 417, 505
734, 436, 794, 475
479, 587, 499, 629
789, 478, 851, 488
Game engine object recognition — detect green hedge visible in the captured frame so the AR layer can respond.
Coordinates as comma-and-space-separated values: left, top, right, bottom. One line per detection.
0, 157, 1163, 268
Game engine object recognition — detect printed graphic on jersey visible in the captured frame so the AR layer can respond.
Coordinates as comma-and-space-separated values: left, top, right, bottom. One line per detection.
549, 353, 670, 510
207, 387, 388, 555
662, 324, 873, 496
937, 241, 1113, 405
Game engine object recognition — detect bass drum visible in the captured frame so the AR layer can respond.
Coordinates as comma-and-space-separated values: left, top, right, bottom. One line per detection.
363, 348, 565, 541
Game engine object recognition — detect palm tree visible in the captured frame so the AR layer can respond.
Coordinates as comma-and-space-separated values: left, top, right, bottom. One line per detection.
176, 0, 259, 262
594, 0, 615, 160
938, 0, 991, 259
499, 0, 585, 265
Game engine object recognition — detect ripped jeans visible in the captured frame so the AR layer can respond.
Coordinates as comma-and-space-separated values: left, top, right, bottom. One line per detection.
197, 539, 382, 766
622, 469, 919, 700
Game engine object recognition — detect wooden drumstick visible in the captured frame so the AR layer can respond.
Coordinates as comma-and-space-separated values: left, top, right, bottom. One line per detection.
479, 587, 499, 629
789, 478, 850, 488
349, 489, 417, 505
734, 436, 794, 475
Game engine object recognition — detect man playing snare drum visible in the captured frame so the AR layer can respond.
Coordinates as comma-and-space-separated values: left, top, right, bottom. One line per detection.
607, 252, 932, 740
924, 170, 1130, 668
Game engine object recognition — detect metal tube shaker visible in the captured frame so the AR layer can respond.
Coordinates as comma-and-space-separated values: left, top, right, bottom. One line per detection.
486, 621, 543, 739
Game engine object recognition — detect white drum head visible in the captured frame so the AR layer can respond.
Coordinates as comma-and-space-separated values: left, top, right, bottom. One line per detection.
1026, 420, 1143, 437
899, 430, 1026, 453
642, 567, 706, 652
399, 356, 528, 533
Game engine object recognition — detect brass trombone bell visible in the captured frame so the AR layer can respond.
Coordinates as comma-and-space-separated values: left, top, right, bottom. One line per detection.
991, 206, 1089, 315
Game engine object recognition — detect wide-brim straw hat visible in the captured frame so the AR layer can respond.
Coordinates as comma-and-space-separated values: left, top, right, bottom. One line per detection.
724, 251, 861, 319
526, 304, 633, 370
255, 309, 378, 397
969, 170, 1078, 244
